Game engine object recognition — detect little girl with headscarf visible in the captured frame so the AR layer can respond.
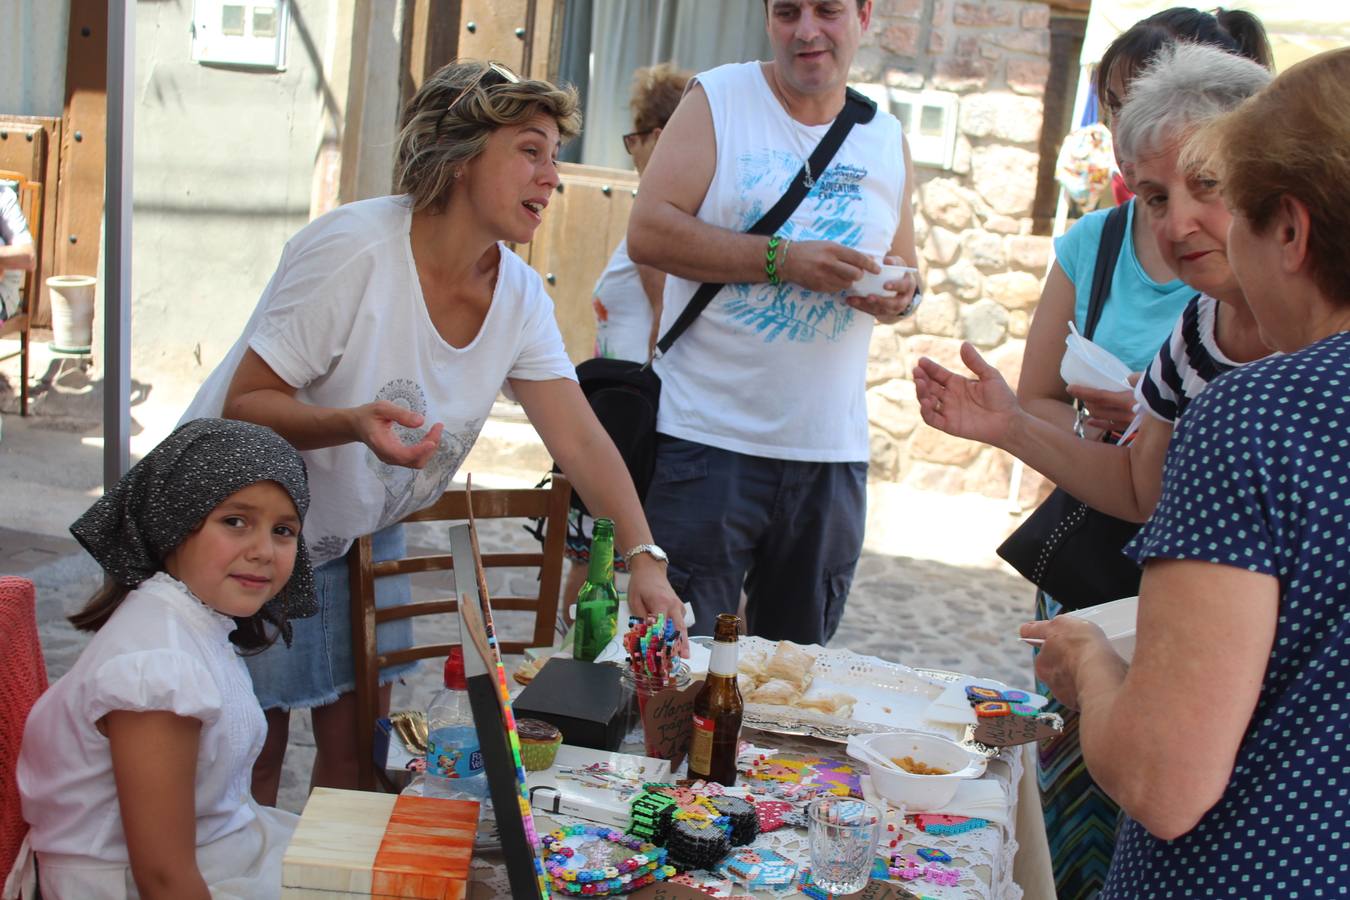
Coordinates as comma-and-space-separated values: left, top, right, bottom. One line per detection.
13, 418, 317, 900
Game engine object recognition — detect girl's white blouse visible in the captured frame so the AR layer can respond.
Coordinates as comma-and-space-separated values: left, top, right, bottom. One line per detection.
18, 572, 267, 860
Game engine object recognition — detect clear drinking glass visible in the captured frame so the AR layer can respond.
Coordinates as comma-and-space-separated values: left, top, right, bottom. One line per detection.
807, 796, 881, 894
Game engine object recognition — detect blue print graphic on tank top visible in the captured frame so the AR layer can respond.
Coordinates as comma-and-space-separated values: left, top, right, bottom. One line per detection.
723, 150, 865, 344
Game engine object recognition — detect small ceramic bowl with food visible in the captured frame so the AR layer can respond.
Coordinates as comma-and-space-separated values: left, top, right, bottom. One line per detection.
846, 731, 986, 809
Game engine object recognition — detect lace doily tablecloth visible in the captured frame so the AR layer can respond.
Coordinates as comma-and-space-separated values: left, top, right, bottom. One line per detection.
461, 733, 1030, 899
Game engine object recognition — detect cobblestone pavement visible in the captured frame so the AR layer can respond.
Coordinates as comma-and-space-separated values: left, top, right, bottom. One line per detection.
15, 507, 1037, 815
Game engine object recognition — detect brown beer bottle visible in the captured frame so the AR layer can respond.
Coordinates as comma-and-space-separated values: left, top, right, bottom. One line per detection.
688, 613, 744, 785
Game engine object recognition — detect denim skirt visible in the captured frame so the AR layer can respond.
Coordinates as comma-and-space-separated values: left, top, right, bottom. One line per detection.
245, 524, 416, 710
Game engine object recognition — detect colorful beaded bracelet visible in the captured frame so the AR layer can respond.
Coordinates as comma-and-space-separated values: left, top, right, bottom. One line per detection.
541, 825, 674, 896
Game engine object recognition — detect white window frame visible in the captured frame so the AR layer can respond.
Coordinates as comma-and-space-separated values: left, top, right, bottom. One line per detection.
191, 0, 289, 71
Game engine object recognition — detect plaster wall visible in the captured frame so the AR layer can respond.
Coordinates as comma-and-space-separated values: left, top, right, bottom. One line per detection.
130, 0, 335, 381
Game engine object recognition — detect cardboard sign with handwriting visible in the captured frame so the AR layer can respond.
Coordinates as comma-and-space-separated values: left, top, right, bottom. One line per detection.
641, 679, 703, 769
839, 880, 924, 900
971, 710, 1063, 747
629, 882, 723, 900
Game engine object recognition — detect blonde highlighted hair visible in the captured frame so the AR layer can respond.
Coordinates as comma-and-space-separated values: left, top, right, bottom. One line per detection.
395, 60, 581, 213
1191, 47, 1350, 305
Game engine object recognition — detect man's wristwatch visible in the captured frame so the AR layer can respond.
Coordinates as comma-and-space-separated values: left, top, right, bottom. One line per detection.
900, 288, 924, 319
623, 544, 669, 567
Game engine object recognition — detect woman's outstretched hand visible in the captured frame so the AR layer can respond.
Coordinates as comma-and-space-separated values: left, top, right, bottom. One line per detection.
912, 341, 1019, 447
352, 401, 445, 468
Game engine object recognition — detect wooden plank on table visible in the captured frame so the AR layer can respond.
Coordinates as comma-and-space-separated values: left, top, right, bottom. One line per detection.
282, 788, 477, 898
54, 0, 107, 330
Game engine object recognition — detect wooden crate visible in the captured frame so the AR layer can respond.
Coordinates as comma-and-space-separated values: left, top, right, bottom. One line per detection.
282, 788, 478, 899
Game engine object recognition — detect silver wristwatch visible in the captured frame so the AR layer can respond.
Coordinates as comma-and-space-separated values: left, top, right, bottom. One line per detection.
623, 543, 669, 567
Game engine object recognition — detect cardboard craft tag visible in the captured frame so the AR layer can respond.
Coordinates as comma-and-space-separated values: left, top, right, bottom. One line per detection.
641, 679, 703, 769
629, 883, 726, 900
970, 710, 1063, 747
839, 880, 925, 900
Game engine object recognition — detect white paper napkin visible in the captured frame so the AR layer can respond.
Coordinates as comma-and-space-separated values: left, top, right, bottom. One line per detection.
862, 774, 1010, 827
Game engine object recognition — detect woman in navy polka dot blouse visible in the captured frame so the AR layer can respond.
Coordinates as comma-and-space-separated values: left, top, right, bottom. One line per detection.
1024, 47, 1350, 898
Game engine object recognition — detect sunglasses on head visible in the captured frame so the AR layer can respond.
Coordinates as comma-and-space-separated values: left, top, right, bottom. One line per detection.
436, 62, 521, 132
622, 129, 655, 154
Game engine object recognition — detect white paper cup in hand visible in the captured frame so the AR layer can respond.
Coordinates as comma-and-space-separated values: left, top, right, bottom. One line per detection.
1060, 322, 1133, 391
851, 263, 917, 298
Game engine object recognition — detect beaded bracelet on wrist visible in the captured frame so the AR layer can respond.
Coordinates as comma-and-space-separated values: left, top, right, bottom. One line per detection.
765, 235, 783, 286
541, 825, 674, 896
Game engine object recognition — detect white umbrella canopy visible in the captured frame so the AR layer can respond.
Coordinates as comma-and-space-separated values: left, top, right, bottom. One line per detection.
1081, 0, 1350, 70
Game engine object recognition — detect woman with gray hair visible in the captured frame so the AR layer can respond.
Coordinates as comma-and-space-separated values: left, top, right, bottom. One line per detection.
912, 40, 1272, 893
914, 41, 1273, 535
182, 60, 686, 800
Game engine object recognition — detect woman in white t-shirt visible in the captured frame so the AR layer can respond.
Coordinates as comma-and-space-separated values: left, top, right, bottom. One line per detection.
181, 61, 684, 801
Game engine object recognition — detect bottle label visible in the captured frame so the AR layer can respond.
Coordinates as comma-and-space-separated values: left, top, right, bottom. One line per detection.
689, 714, 715, 775
426, 732, 485, 780
708, 641, 738, 677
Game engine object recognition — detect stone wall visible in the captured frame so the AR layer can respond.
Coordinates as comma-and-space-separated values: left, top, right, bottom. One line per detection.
854, 0, 1055, 504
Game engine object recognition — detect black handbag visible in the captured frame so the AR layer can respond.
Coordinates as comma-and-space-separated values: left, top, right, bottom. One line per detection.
995, 203, 1143, 611
561, 89, 878, 516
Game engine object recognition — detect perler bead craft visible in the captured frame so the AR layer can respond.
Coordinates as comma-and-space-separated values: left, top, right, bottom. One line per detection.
628, 790, 677, 844
540, 824, 674, 896
916, 848, 952, 863
751, 799, 794, 832
719, 847, 798, 889
665, 816, 732, 872
709, 795, 759, 847
974, 700, 1012, 718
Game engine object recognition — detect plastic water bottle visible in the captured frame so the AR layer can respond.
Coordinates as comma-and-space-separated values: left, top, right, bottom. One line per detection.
424, 646, 488, 805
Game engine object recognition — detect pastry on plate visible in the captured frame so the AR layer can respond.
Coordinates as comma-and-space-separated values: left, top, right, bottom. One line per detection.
764, 641, 815, 684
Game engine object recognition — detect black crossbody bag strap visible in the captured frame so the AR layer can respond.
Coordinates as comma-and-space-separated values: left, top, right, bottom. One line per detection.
1082, 201, 1130, 340
649, 87, 878, 362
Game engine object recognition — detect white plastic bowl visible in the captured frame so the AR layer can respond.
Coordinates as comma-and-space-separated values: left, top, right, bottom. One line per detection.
1065, 595, 1138, 662
847, 732, 985, 810
851, 264, 917, 298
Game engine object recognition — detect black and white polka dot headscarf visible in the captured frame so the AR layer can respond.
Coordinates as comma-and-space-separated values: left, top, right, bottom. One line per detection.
70, 417, 318, 644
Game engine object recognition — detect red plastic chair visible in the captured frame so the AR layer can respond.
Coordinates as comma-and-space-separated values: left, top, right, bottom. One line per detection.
0, 577, 46, 889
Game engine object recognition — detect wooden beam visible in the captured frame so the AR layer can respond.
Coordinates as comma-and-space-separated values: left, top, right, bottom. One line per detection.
55, 0, 108, 318
401, 0, 462, 111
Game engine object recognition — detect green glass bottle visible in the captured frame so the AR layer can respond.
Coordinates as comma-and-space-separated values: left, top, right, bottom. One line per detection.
573, 518, 620, 663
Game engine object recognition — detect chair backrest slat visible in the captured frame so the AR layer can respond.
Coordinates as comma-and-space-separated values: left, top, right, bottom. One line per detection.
348, 476, 572, 790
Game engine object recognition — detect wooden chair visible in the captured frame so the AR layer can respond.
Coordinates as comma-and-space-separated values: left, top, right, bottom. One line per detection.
0, 171, 42, 417
348, 475, 573, 790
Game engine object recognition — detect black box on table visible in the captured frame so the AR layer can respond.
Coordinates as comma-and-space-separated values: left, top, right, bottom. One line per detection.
511, 657, 626, 751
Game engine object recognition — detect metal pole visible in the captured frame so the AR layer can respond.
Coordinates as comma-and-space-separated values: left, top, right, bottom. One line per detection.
104, 0, 133, 486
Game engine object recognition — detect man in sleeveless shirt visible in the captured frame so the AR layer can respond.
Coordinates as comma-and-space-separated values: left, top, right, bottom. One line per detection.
628, 0, 920, 643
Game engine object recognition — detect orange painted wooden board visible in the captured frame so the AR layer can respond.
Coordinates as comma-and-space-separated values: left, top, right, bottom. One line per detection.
282, 788, 478, 899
